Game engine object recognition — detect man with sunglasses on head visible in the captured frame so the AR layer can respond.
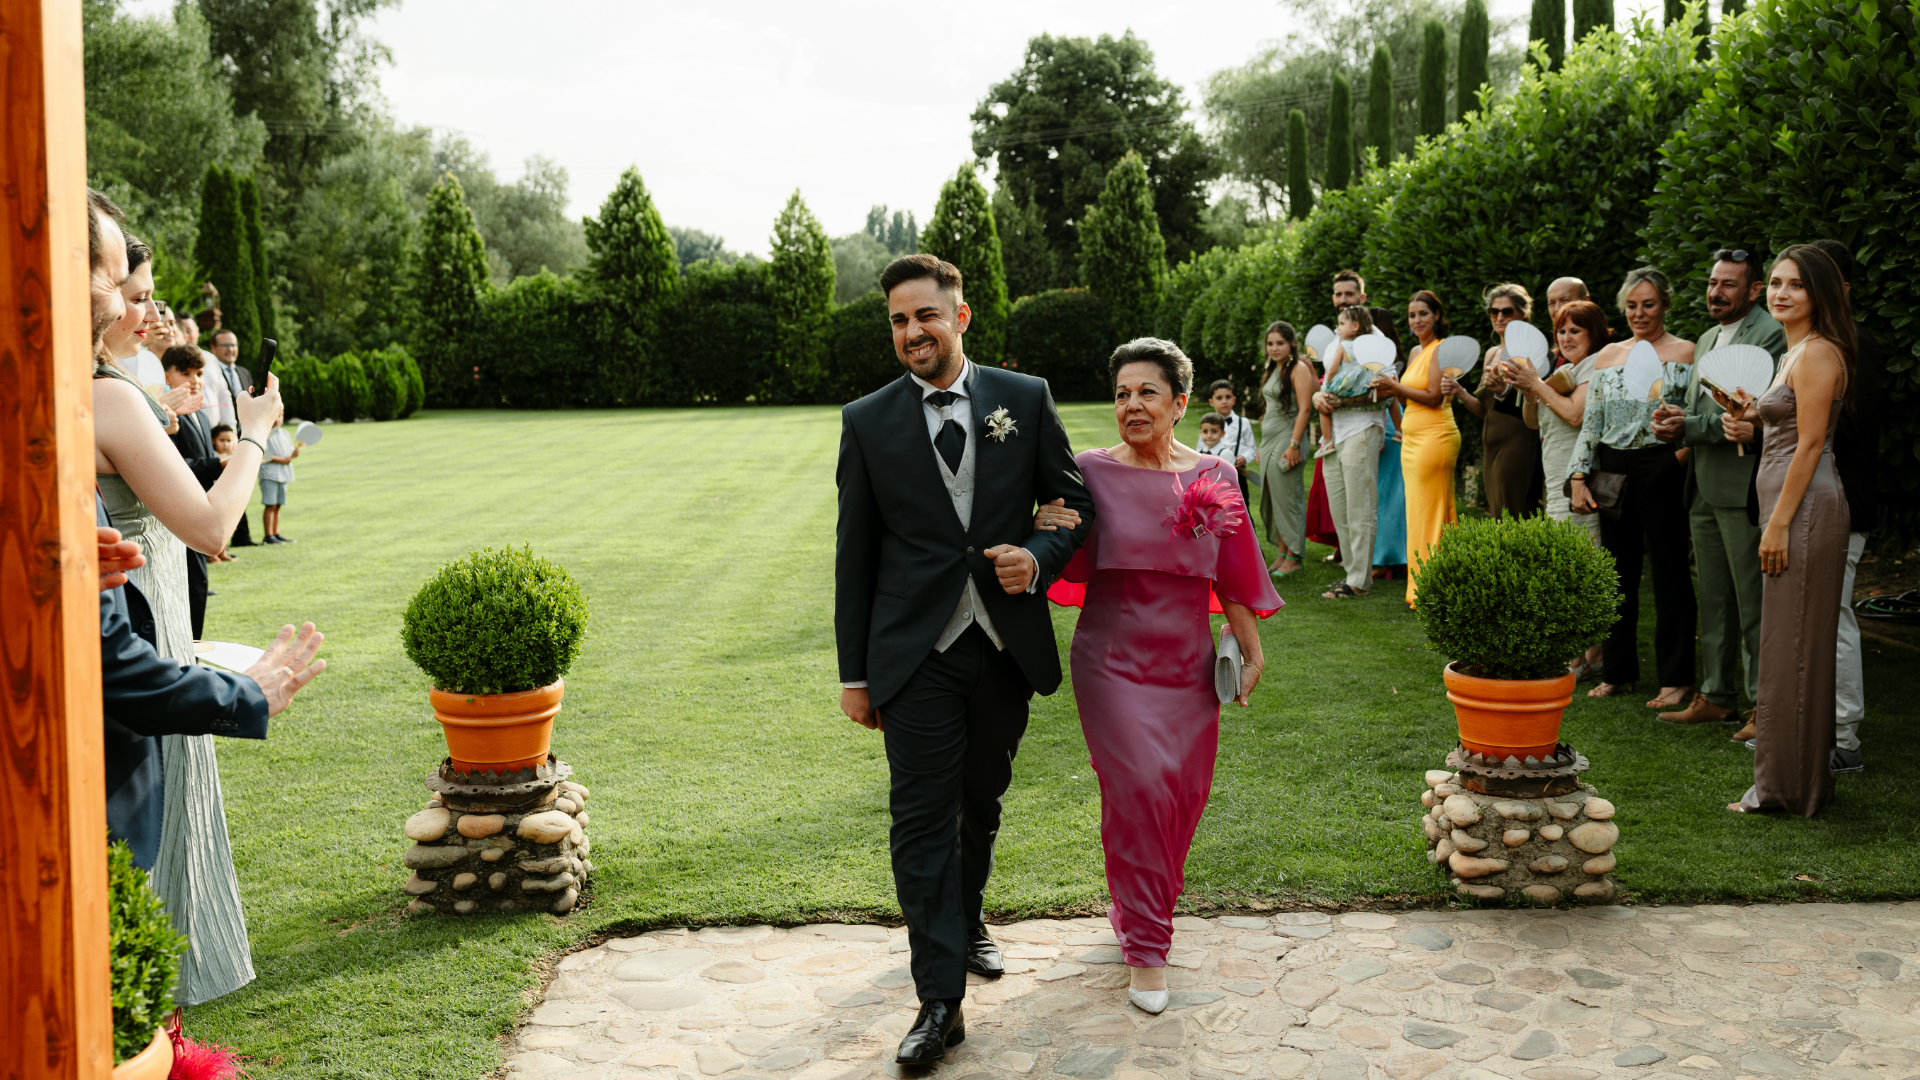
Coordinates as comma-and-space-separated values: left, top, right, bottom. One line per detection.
1650, 247, 1786, 731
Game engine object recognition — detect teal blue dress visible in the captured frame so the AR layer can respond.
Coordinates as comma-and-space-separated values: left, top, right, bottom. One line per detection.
1373, 409, 1408, 568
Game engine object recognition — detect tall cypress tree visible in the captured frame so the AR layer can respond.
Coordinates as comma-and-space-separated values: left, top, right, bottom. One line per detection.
193, 165, 258, 360
1457, 0, 1491, 121
1572, 0, 1615, 43
1325, 74, 1353, 191
922, 164, 1011, 364
768, 190, 836, 397
584, 165, 679, 403
1077, 152, 1167, 342
1530, 0, 1567, 69
410, 174, 490, 406
236, 172, 275, 348
1418, 18, 1448, 138
1366, 44, 1394, 168
1286, 110, 1314, 219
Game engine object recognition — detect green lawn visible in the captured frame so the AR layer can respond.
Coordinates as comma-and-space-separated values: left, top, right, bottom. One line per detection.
190, 404, 1920, 1077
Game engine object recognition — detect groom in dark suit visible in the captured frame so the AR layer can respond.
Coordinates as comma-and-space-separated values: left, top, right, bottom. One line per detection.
837, 254, 1094, 1063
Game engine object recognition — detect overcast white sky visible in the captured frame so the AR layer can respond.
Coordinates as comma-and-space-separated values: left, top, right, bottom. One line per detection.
134, 0, 1556, 257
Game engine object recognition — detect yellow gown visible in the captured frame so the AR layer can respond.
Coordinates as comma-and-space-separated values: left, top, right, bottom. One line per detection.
1400, 340, 1460, 607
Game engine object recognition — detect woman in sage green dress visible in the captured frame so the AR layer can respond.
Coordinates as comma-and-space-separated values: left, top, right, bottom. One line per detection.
96, 235, 282, 1004
1256, 321, 1317, 576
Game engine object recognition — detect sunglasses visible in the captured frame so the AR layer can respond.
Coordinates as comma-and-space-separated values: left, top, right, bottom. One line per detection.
1713, 248, 1753, 263
1486, 306, 1522, 319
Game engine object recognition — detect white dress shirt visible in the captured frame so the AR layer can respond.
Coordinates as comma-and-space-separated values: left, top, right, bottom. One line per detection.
202, 351, 238, 429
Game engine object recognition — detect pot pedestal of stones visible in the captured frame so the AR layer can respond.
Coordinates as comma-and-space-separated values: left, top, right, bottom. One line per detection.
1418, 746, 1619, 906
400, 755, 592, 916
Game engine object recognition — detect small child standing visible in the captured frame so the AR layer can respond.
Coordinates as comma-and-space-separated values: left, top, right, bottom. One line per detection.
1197, 413, 1230, 458
259, 423, 300, 544
211, 423, 235, 465
1204, 379, 1256, 507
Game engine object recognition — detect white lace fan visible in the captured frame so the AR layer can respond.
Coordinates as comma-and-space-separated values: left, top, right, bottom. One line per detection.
1502, 320, 1552, 377
1436, 335, 1481, 379
1620, 340, 1664, 402
1304, 323, 1336, 364
1697, 343, 1774, 402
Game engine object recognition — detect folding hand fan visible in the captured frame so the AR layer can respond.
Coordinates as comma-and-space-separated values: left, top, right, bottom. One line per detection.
1436, 335, 1481, 379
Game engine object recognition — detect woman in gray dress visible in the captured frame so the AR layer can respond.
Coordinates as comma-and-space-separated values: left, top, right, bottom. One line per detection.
96, 234, 283, 1002
1256, 322, 1317, 576
1723, 245, 1853, 817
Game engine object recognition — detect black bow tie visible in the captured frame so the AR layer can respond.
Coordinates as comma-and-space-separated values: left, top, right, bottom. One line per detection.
927, 391, 965, 473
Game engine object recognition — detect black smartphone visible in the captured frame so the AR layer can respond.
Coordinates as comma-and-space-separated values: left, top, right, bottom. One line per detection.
250, 338, 277, 396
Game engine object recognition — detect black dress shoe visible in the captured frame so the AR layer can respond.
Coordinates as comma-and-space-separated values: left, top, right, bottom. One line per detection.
965, 925, 1004, 977
896, 998, 964, 1064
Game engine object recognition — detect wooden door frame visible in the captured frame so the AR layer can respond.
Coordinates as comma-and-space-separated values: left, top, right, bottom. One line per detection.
2, 0, 114, 1076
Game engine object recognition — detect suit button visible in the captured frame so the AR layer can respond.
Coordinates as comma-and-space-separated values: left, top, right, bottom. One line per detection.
966, 547, 976, 555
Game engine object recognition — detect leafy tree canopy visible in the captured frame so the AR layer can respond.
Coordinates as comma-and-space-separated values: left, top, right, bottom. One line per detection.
971, 32, 1218, 279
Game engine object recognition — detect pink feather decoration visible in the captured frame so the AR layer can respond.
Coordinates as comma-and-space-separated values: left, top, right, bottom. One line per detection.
1162, 462, 1245, 541
168, 1036, 248, 1080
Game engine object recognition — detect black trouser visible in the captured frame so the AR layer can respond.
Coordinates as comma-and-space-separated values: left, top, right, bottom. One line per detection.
880, 624, 1031, 1001
1597, 443, 1696, 688
186, 548, 208, 640
231, 512, 254, 547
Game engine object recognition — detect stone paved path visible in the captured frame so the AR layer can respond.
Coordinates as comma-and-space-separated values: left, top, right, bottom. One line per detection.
505, 903, 1920, 1080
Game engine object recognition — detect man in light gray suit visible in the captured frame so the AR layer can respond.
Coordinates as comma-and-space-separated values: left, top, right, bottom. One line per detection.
1652, 247, 1786, 728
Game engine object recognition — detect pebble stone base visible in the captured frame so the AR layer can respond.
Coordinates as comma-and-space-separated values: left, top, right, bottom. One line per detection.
1419, 771, 1619, 906
504, 903, 1920, 1080
401, 777, 593, 915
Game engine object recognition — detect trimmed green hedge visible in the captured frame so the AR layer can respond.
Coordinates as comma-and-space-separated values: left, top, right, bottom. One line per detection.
1007, 289, 1114, 402
479, 270, 600, 409
824, 290, 899, 403
654, 259, 781, 405
402, 545, 590, 696
110, 840, 184, 1063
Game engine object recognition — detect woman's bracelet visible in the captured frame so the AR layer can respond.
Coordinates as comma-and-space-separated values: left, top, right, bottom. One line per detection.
239, 436, 268, 454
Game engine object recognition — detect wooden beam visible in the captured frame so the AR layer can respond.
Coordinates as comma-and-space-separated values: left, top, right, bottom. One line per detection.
1, 0, 113, 1077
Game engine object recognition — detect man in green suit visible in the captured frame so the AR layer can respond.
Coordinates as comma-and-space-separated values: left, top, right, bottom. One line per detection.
1651, 248, 1786, 726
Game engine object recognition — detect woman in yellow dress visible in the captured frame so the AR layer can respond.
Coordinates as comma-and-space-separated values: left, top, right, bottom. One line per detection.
1371, 289, 1459, 608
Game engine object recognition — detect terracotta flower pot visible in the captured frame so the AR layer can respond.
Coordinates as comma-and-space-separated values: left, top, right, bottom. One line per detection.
1443, 662, 1576, 762
112, 1028, 173, 1080
431, 679, 564, 774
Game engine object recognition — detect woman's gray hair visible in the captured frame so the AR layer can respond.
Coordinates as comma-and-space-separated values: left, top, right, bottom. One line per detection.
1615, 266, 1673, 312
1109, 337, 1194, 397
1483, 282, 1533, 319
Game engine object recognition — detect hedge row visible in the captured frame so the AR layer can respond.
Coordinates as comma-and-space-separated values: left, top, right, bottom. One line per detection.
280, 345, 424, 423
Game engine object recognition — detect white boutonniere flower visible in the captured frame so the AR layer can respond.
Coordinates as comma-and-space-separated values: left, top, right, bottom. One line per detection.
985, 406, 1018, 442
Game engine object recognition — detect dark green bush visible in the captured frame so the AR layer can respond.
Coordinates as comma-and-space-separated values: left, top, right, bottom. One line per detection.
402, 545, 591, 695
1271, 173, 1394, 339
276, 353, 326, 422
328, 352, 373, 420
653, 259, 781, 405
366, 348, 408, 421
109, 839, 184, 1062
395, 345, 426, 417
1413, 514, 1619, 680
1007, 289, 1114, 402
823, 290, 899, 402
480, 270, 601, 409
1641, 0, 1920, 542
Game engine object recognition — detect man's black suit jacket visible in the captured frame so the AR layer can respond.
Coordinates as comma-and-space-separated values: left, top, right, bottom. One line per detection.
171, 409, 223, 490
836, 364, 1094, 707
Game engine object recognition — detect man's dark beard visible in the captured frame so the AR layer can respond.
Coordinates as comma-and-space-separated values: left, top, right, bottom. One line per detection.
904, 336, 961, 384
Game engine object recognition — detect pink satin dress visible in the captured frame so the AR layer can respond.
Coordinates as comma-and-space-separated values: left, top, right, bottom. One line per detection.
1049, 450, 1282, 966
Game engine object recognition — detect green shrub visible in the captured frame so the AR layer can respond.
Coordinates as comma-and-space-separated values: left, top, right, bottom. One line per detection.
1640, 0, 1920, 542
109, 839, 185, 1062
1196, 235, 1292, 395
1006, 289, 1114, 402
365, 348, 408, 420
653, 259, 780, 405
402, 545, 591, 696
1413, 514, 1618, 680
823, 290, 898, 403
394, 346, 426, 417
329, 352, 373, 420
480, 270, 600, 409
1154, 246, 1236, 346
1271, 172, 1395, 340
276, 353, 326, 422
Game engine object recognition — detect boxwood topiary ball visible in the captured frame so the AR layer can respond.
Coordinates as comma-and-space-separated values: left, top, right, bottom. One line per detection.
403, 545, 590, 695
110, 840, 184, 1062
1413, 514, 1618, 681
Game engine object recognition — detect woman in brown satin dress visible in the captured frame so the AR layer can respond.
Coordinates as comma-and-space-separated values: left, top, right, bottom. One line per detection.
1722, 245, 1854, 817
1450, 283, 1543, 518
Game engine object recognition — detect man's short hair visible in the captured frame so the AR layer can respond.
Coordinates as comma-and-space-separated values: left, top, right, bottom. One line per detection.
1207, 379, 1236, 397
1333, 270, 1365, 292
1712, 246, 1765, 286
880, 253, 964, 302
161, 345, 204, 373
87, 188, 125, 269
1199, 413, 1226, 428
213, 329, 237, 344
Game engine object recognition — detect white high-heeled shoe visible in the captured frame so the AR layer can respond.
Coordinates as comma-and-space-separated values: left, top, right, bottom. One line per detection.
1128, 987, 1169, 1014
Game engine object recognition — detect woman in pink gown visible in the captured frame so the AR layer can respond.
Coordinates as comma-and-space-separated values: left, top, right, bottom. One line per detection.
1048, 339, 1282, 1015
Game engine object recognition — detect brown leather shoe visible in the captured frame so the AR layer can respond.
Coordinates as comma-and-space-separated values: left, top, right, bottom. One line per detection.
1659, 694, 1737, 724
1731, 712, 1757, 742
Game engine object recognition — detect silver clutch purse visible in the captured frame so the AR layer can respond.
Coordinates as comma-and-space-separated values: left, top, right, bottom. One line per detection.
1215, 624, 1243, 704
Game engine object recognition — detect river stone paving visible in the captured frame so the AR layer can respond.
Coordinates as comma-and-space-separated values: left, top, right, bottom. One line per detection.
503, 903, 1920, 1080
